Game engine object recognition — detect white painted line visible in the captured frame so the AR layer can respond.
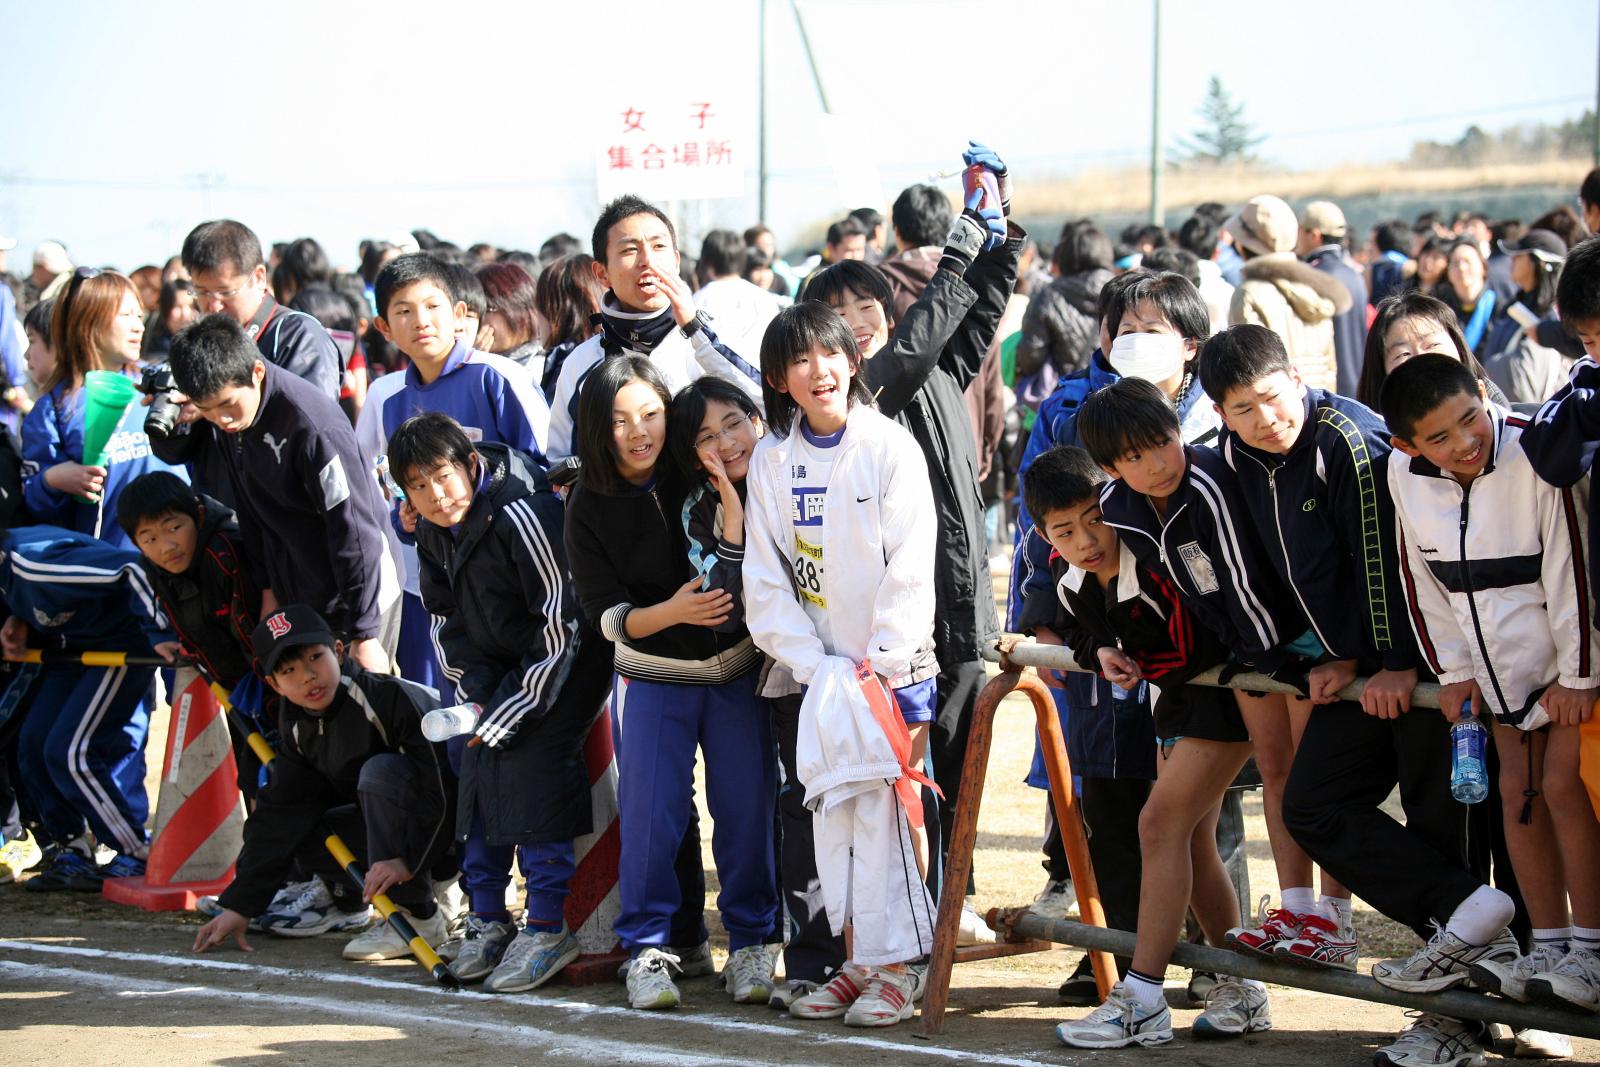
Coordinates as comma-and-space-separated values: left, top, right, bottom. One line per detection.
0, 939, 1072, 1067
0, 960, 759, 1067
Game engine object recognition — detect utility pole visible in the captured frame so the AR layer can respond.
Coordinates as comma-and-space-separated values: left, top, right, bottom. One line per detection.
758, 0, 769, 222
1150, 0, 1164, 226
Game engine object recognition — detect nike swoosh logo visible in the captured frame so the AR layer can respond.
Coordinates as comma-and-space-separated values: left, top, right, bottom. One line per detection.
856, 495, 872, 503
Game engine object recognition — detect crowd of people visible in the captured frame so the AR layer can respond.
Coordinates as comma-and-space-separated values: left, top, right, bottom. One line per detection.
2, 142, 1600, 1066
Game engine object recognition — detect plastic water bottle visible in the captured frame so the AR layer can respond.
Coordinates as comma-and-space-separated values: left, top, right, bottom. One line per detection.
421, 702, 481, 742
1449, 699, 1488, 805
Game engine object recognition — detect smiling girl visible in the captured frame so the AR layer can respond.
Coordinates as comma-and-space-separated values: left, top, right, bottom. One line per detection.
743, 303, 940, 1028
564, 357, 777, 1013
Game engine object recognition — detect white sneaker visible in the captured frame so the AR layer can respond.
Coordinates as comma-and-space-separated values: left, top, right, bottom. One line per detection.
1469, 943, 1566, 1003
789, 963, 869, 1020
1512, 1028, 1573, 1059
1056, 981, 1174, 1049
0, 831, 42, 883
1193, 977, 1271, 1038
1373, 1012, 1485, 1067
260, 878, 373, 938
617, 939, 715, 981
485, 925, 580, 993
1371, 922, 1520, 994
768, 978, 817, 1011
447, 915, 517, 983
341, 906, 449, 961
724, 944, 777, 1004
843, 967, 914, 1027
1030, 878, 1078, 921
1527, 945, 1600, 1012
957, 905, 996, 946
627, 947, 682, 1010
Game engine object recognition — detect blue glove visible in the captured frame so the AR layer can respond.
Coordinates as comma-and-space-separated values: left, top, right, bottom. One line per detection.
941, 187, 1007, 275
229, 672, 266, 720
963, 140, 1012, 215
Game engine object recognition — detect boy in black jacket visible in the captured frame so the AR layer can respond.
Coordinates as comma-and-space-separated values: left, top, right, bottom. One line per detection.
152, 314, 396, 673
1033, 446, 1260, 1049
193, 606, 454, 961
388, 413, 611, 993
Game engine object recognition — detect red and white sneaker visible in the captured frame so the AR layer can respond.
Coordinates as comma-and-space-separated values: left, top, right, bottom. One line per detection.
788, 963, 868, 1020
1273, 913, 1358, 971
1225, 898, 1303, 958
844, 967, 915, 1028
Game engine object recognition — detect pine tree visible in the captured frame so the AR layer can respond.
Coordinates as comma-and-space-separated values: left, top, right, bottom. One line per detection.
1176, 76, 1265, 166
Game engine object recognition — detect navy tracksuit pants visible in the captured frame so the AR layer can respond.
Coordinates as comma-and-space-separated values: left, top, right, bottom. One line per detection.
611, 670, 779, 953
17, 663, 153, 856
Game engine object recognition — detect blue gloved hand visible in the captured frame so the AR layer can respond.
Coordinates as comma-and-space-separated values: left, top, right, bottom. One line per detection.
942, 187, 1007, 275
229, 672, 265, 720
963, 140, 1012, 215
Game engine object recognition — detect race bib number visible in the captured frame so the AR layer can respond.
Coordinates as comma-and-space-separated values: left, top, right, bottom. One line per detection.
1177, 542, 1220, 595
793, 535, 825, 607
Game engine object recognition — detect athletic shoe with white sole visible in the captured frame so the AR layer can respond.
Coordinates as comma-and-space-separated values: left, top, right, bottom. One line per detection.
724, 944, 777, 1003
844, 967, 914, 1028
907, 960, 928, 1002
768, 979, 817, 1011
627, 947, 683, 1010
1273, 913, 1357, 970
22, 846, 101, 892
1373, 1012, 1485, 1067
1469, 944, 1565, 1003
1526, 945, 1600, 1012
957, 905, 996, 946
1225, 897, 1303, 958
789, 963, 869, 1020
1030, 877, 1078, 921
1055, 982, 1174, 1049
1371, 923, 1520, 994
485, 925, 579, 992
1184, 970, 1219, 1007
341, 906, 449, 961
617, 940, 715, 981
260, 880, 373, 938
1193, 978, 1271, 1038
0, 831, 42, 884
447, 915, 517, 983
1511, 1028, 1573, 1059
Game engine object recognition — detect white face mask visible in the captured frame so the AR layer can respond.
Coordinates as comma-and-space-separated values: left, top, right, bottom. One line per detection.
1108, 331, 1188, 383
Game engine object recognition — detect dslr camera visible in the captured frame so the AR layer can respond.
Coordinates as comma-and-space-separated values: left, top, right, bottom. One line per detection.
139, 363, 183, 437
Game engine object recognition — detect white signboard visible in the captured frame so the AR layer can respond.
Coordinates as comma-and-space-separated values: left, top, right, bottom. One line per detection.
595, 95, 747, 203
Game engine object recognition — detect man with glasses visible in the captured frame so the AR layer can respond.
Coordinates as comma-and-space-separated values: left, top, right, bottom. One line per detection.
180, 220, 342, 399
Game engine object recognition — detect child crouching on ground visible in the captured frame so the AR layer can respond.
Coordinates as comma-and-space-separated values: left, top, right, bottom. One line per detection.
1385, 354, 1600, 1015
193, 606, 455, 961
390, 412, 612, 993
1028, 446, 1262, 1049
743, 303, 939, 1028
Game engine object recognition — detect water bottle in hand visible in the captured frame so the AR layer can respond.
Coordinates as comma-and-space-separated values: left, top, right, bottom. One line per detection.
1449, 699, 1488, 805
422, 702, 481, 742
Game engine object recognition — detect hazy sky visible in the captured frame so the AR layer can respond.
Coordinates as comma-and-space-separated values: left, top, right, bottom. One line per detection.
3, 0, 1595, 269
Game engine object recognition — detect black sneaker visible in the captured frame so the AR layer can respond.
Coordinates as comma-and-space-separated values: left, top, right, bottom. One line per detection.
1058, 958, 1099, 1006
23, 846, 102, 892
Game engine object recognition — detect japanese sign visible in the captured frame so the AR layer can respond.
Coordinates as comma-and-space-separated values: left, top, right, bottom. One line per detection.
595, 95, 747, 203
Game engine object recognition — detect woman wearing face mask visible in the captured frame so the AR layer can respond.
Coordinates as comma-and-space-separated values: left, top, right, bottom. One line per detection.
1435, 239, 1499, 354
1477, 229, 1570, 405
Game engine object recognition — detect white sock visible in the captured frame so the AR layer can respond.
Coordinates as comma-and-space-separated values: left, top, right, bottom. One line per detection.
1122, 969, 1165, 1010
1571, 926, 1600, 953
1322, 895, 1354, 930
1444, 885, 1516, 945
1533, 927, 1572, 954
1280, 887, 1315, 915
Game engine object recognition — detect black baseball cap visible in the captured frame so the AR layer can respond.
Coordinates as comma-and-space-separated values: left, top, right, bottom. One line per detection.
1498, 228, 1567, 266
252, 605, 337, 673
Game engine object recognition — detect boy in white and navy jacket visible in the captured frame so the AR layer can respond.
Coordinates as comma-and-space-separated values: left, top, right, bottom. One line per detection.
1384, 353, 1600, 1016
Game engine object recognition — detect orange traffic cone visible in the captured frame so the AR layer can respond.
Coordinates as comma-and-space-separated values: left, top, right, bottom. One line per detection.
560, 699, 627, 985
103, 674, 244, 910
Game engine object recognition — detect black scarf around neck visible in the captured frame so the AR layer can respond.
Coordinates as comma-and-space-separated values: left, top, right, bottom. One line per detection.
596, 298, 676, 357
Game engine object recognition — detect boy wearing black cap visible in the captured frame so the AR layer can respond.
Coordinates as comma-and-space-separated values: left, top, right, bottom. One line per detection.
193, 605, 455, 962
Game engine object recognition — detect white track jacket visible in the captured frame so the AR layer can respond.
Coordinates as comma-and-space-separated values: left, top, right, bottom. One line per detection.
1389, 406, 1599, 728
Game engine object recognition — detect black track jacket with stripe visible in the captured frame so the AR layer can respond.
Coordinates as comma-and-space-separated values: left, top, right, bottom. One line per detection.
1098, 443, 1305, 671
414, 442, 585, 749
1389, 406, 1598, 727
1219, 388, 1416, 672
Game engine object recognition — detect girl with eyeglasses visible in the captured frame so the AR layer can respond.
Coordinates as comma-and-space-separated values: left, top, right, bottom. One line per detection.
21, 268, 188, 549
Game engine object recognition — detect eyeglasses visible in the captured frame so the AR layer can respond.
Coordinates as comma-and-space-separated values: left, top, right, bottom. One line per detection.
193, 283, 246, 302
694, 414, 751, 451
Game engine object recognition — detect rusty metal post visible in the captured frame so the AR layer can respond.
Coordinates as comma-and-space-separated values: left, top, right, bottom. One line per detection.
917, 668, 1115, 1037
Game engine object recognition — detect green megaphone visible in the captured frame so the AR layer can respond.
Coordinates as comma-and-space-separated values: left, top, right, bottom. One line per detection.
77, 370, 139, 503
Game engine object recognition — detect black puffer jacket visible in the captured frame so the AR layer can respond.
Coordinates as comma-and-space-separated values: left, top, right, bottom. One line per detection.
139, 495, 261, 688
862, 224, 1023, 670
1015, 267, 1111, 378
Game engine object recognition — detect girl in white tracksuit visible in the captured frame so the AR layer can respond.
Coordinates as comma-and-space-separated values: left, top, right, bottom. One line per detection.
744, 303, 939, 1029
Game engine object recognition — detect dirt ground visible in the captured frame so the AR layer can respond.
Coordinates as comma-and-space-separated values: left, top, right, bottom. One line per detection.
4, 571, 1600, 1065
